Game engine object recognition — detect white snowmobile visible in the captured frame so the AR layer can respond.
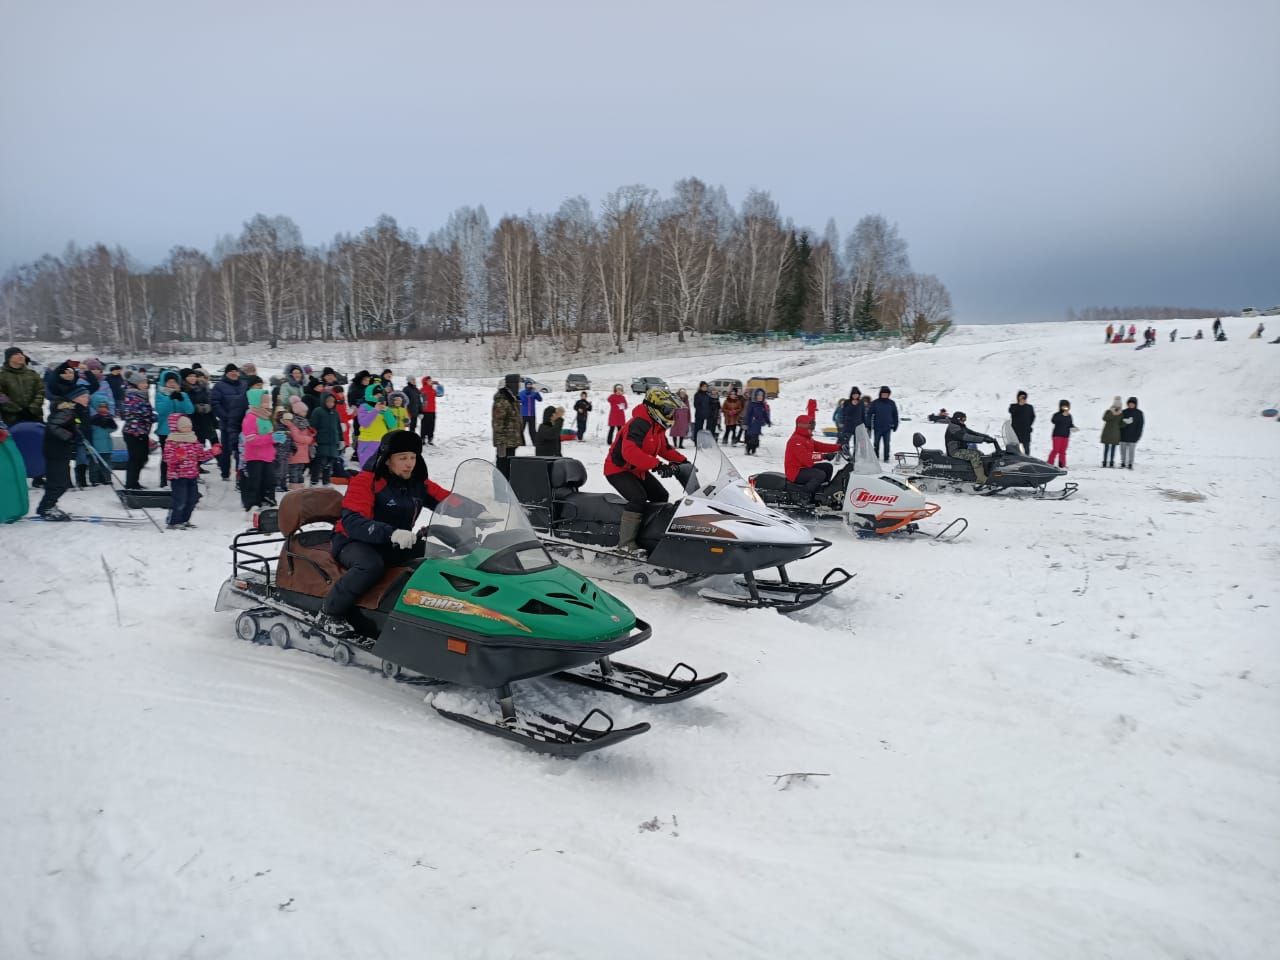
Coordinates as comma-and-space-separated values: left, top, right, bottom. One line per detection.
750, 425, 966, 541
508, 432, 852, 613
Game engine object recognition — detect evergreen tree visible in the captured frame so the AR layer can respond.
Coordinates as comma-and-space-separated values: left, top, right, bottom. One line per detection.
852, 284, 879, 335
775, 230, 811, 335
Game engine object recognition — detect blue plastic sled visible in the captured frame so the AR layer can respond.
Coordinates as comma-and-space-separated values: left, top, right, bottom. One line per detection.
9, 421, 46, 478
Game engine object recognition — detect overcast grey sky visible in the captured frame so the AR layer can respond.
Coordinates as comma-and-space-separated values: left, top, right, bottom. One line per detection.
2, 0, 1277, 322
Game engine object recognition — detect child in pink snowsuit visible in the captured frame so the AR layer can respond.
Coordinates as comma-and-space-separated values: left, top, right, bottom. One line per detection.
1047, 399, 1074, 468
285, 397, 316, 489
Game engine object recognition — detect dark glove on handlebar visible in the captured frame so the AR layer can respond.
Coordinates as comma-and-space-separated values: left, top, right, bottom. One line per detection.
654, 463, 675, 478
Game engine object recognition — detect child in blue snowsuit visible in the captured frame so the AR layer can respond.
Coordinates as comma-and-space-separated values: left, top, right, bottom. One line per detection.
743, 389, 772, 455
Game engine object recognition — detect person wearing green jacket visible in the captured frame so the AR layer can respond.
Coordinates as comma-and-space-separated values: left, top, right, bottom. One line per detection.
1101, 395, 1123, 468
0, 347, 44, 426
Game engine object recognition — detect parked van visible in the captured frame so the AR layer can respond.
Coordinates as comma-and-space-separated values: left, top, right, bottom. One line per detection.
746, 376, 780, 399
708, 378, 743, 394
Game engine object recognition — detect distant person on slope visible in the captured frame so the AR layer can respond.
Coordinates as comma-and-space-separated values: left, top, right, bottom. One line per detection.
869, 386, 899, 463
721, 387, 745, 444
1047, 400, 1076, 470
518, 379, 543, 444
785, 414, 839, 502
1008, 390, 1035, 454
669, 389, 691, 448
573, 392, 592, 442
1118, 398, 1144, 470
1101, 396, 1123, 468
743, 388, 772, 455
604, 388, 688, 555
692, 381, 712, 439
418, 376, 438, 446
607, 385, 629, 445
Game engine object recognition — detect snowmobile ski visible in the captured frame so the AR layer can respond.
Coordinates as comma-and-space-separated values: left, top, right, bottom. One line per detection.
553, 657, 728, 703
697, 565, 854, 613
432, 704, 650, 758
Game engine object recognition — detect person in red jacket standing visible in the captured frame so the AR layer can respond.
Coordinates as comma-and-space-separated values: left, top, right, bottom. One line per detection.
418, 375, 438, 446
606, 384, 629, 445
785, 414, 839, 502
604, 388, 687, 554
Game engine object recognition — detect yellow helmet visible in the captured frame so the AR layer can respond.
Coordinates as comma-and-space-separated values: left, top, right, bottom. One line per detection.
644, 387, 678, 427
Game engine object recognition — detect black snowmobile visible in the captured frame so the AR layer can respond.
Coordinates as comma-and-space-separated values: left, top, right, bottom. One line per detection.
508, 433, 852, 613
894, 420, 1077, 500
215, 459, 725, 757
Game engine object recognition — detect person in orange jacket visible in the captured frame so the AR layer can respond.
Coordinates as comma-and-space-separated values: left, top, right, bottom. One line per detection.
785, 413, 839, 501
603, 388, 687, 554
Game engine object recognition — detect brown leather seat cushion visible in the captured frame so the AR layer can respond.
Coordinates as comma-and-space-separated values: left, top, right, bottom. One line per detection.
278, 487, 344, 537
275, 530, 409, 609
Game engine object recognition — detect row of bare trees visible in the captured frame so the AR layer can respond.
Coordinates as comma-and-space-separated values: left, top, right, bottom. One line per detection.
1, 178, 954, 355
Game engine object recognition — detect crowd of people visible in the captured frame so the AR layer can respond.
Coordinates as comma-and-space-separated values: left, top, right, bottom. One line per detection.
0, 347, 445, 525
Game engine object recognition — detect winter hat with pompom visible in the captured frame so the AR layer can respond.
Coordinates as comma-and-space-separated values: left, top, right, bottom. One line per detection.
289, 396, 308, 417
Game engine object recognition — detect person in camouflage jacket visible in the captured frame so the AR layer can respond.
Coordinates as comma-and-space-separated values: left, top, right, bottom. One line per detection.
491, 373, 524, 478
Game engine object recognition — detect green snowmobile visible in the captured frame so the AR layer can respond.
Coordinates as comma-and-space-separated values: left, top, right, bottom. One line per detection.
215, 457, 724, 756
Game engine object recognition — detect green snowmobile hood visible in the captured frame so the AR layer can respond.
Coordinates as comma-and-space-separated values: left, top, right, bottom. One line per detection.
394, 547, 637, 644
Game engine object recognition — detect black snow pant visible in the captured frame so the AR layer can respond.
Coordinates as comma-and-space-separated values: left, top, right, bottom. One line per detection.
692, 416, 708, 440
419, 412, 436, 444
523, 415, 537, 445
124, 433, 150, 489
576, 415, 587, 441
37, 455, 72, 514
793, 463, 833, 499
157, 435, 169, 486
322, 540, 416, 617
495, 447, 515, 479
239, 460, 273, 510
1014, 429, 1031, 456
874, 429, 892, 462
607, 425, 620, 445
217, 423, 241, 478
605, 470, 669, 513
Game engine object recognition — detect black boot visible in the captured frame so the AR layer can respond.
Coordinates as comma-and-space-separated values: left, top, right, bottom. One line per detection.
75, 464, 88, 489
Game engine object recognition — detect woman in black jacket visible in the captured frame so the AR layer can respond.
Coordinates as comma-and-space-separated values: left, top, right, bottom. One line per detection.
1008, 391, 1035, 454
534, 406, 564, 456
1118, 397, 1144, 469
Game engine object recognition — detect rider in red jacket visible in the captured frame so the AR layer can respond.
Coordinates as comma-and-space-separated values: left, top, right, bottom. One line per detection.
320, 430, 455, 634
604, 388, 687, 554
785, 414, 839, 500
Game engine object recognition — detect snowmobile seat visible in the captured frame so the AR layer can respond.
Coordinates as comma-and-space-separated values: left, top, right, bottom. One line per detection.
920, 448, 951, 466
273, 488, 412, 609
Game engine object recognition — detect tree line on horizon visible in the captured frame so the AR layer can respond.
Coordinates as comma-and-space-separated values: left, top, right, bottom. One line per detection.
0, 178, 954, 356
1066, 305, 1231, 325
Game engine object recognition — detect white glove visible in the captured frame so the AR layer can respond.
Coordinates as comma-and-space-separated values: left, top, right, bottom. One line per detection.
390, 529, 415, 550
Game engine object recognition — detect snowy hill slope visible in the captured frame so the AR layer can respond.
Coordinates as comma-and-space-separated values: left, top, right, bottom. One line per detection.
2, 322, 1278, 959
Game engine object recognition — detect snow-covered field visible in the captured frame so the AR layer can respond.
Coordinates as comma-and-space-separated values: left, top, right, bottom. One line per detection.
2, 321, 1278, 959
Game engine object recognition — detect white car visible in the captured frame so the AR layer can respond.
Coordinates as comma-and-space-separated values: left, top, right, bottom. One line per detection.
1262, 305, 1280, 317
1241, 307, 1259, 317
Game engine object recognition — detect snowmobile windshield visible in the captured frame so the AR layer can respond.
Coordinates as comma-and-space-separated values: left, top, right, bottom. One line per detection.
426, 458, 555, 573
851, 424, 879, 475
684, 431, 771, 511
1001, 420, 1024, 454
